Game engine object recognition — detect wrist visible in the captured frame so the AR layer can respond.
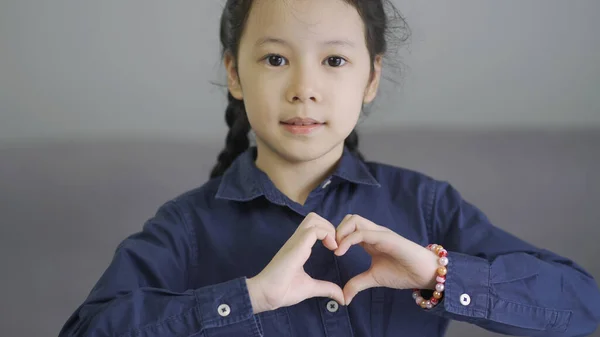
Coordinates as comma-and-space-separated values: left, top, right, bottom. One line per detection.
413, 244, 448, 310
246, 277, 271, 314
422, 251, 440, 290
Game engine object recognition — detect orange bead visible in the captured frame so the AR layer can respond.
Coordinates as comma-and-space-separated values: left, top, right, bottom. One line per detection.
434, 245, 444, 254
433, 291, 443, 299
420, 300, 428, 308
437, 266, 447, 276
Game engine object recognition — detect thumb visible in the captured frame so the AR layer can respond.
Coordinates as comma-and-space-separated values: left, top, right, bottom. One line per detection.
309, 279, 346, 306
343, 272, 377, 305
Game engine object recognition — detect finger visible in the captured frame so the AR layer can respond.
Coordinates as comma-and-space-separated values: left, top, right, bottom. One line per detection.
277, 228, 336, 276
299, 212, 334, 230
298, 227, 336, 253
335, 214, 357, 243
336, 214, 381, 244
335, 229, 386, 256
310, 279, 346, 306
318, 230, 338, 251
343, 271, 377, 305
299, 212, 337, 250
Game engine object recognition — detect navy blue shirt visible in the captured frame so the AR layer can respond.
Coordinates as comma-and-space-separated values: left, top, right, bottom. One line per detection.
59, 146, 600, 337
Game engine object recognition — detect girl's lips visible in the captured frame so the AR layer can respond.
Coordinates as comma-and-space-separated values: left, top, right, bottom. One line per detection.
281, 117, 323, 125
280, 122, 324, 135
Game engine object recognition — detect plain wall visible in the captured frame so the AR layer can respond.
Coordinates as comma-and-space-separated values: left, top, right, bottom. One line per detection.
1, 0, 600, 141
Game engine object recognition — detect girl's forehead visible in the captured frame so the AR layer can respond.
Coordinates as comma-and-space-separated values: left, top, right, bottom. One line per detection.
244, 0, 365, 43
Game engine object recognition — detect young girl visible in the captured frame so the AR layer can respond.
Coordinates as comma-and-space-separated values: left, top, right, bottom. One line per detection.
59, 0, 600, 336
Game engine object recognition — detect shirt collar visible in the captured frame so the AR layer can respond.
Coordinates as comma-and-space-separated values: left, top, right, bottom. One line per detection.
215, 146, 380, 202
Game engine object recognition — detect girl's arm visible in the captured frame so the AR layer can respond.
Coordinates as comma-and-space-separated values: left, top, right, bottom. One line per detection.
58, 200, 261, 337
427, 181, 600, 336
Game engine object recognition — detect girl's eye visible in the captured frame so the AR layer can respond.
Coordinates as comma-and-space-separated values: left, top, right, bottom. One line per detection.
265, 54, 287, 67
262, 54, 346, 67
326, 56, 347, 67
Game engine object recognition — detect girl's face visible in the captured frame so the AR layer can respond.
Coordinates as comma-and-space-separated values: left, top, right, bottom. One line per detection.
226, 0, 382, 163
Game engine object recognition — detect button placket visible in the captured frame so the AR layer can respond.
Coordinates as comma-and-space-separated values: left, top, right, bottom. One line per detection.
308, 240, 354, 336
326, 300, 339, 313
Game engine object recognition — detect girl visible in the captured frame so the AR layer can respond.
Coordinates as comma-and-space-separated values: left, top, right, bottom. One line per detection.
59, 0, 600, 336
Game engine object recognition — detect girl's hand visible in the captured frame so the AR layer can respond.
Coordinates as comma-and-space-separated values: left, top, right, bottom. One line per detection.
247, 212, 345, 314
334, 214, 439, 305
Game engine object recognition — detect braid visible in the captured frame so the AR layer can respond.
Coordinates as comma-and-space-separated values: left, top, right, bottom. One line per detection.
345, 129, 365, 161
210, 92, 251, 178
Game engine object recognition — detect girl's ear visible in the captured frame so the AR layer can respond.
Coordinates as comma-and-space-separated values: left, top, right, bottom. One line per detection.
364, 55, 383, 104
225, 52, 243, 100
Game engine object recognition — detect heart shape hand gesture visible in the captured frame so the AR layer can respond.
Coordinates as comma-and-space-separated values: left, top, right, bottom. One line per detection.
247, 212, 440, 314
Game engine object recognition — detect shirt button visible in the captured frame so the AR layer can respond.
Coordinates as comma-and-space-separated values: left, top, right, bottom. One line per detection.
322, 179, 331, 188
460, 294, 471, 306
326, 300, 339, 313
218, 304, 231, 317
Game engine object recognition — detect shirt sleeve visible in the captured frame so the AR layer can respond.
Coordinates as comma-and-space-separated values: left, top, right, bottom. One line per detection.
57, 200, 262, 337
425, 180, 600, 336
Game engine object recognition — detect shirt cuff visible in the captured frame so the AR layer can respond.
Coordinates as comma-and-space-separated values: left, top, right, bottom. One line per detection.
194, 277, 262, 335
427, 251, 491, 321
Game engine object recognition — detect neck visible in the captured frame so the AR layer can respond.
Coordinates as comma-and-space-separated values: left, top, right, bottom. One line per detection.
255, 143, 344, 205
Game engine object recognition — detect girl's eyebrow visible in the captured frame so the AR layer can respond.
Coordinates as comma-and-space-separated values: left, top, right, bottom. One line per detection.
255, 36, 356, 48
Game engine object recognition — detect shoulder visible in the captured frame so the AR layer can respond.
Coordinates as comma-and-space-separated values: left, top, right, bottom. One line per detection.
364, 160, 439, 195
363, 160, 462, 210
164, 176, 225, 215
363, 160, 470, 237
138, 177, 229, 243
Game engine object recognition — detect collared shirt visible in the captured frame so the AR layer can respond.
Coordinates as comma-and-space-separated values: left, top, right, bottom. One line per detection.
58, 147, 600, 337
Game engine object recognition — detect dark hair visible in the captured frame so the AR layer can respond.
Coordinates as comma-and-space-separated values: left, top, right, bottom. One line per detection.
210, 0, 409, 178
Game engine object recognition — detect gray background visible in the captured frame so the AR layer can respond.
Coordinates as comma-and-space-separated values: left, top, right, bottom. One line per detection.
2, 0, 600, 140
1, 0, 599, 336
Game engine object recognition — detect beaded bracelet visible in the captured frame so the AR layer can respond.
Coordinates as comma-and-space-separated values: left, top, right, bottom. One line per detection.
412, 244, 449, 309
